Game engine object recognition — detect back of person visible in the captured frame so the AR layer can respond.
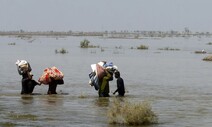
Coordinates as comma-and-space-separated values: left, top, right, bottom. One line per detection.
114, 70, 125, 96
117, 77, 125, 96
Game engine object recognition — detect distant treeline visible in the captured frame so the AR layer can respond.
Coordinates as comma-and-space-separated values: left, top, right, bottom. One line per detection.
0, 29, 211, 38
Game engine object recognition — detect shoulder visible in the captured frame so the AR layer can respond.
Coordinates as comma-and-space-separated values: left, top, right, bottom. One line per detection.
119, 77, 124, 81
117, 77, 124, 82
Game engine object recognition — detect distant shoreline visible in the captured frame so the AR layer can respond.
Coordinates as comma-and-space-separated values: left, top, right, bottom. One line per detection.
0, 30, 211, 39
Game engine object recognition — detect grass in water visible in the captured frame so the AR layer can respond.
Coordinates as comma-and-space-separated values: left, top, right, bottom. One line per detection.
0, 122, 17, 127
107, 100, 158, 125
78, 93, 87, 99
8, 112, 37, 120
55, 48, 68, 54
137, 44, 149, 50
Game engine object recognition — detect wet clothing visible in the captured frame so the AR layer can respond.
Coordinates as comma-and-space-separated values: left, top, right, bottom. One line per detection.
114, 77, 125, 96
98, 71, 113, 97
47, 79, 64, 94
21, 72, 39, 94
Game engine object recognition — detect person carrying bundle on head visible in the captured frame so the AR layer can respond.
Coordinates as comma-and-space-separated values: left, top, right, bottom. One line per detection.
38, 66, 64, 94
15, 60, 40, 94
98, 62, 117, 97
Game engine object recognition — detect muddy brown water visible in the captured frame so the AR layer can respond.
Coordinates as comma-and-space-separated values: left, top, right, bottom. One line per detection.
0, 36, 212, 127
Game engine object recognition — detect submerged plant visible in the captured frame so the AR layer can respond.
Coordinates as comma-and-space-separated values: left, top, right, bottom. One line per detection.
8, 112, 37, 120
80, 39, 90, 48
0, 122, 17, 127
137, 44, 149, 50
107, 100, 158, 125
80, 39, 99, 48
55, 48, 68, 54
207, 42, 212, 45
101, 47, 104, 52
8, 42, 16, 45
158, 47, 180, 51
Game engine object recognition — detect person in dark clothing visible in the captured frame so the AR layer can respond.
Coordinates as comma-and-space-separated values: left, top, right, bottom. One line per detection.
113, 71, 125, 96
47, 78, 64, 94
21, 72, 40, 94
17, 61, 40, 94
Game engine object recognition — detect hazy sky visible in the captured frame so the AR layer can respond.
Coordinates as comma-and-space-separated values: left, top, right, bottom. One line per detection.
1, 0, 212, 32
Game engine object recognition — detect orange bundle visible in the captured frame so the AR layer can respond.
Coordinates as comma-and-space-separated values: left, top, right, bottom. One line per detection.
38, 66, 64, 84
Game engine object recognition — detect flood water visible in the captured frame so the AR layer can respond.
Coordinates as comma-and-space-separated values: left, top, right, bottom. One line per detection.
0, 35, 212, 127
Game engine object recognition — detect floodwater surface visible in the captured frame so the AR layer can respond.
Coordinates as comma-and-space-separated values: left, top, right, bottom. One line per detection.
0, 36, 212, 127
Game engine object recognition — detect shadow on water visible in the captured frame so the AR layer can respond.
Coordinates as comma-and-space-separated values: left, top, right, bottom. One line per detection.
46, 95, 64, 106
31, 94, 65, 108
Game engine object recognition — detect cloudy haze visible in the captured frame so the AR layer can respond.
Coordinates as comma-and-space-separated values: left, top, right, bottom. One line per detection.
0, 0, 212, 32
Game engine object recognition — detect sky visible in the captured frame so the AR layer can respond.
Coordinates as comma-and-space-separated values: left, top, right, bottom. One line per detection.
0, 0, 212, 32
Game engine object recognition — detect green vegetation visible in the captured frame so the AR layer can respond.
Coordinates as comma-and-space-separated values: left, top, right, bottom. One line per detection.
80, 39, 90, 48
0, 122, 17, 127
55, 48, 68, 54
8, 113, 37, 120
101, 47, 105, 52
207, 42, 212, 45
8, 42, 16, 45
108, 100, 158, 125
115, 46, 122, 49
80, 39, 99, 48
158, 47, 180, 51
137, 44, 149, 50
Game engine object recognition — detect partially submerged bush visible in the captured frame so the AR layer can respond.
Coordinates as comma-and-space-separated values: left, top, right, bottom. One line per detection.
8, 42, 16, 45
80, 39, 90, 48
115, 46, 122, 49
203, 55, 212, 61
137, 44, 149, 50
55, 48, 68, 54
80, 39, 99, 48
207, 42, 212, 45
100, 47, 106, 52
108, 100, 158, 125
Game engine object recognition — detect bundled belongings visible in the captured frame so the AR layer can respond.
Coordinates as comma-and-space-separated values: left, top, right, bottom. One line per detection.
88, 61, 118, 90
38, 66, 64, 85
15, 60, 32, 75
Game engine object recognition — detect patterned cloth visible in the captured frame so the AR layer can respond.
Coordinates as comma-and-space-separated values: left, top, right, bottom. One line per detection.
39, 66, 64, 84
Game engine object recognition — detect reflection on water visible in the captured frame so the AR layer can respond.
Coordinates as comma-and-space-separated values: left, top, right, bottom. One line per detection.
45, 95, 64, 106
94, 97, 110, 107
20, 95, 34, 105
0, 36, 212, 126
